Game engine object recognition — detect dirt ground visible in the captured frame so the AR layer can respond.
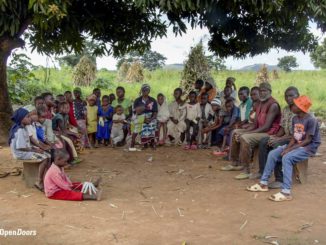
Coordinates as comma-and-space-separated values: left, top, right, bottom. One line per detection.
0, 140, 325, 245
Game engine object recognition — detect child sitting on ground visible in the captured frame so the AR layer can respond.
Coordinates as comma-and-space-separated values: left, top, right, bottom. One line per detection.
44, 150, 102, 201
247, 95, 321, 202
8, 108, 51, 191
111, 105, 126, 147
184, 91, 201, 150
86, 94, 98, 147
96, 95, 114, 146
157, 93, 170, 145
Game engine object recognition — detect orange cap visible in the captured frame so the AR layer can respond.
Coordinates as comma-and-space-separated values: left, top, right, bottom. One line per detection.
293, 95, 312, 113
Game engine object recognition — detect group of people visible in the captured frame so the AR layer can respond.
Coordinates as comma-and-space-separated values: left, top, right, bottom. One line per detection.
8, 76, 321, 202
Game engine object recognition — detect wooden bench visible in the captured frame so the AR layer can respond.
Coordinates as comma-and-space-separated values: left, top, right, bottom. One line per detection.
15, 159, 42, 188
252, 149, 308, 184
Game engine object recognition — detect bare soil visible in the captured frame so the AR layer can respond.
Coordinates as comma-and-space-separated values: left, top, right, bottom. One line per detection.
0, 141, 325, 245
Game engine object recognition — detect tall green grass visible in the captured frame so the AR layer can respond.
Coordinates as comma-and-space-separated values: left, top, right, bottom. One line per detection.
32, 68, 326, 117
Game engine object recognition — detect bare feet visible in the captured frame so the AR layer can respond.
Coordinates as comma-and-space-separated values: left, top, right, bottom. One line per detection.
92, 176, 102, 187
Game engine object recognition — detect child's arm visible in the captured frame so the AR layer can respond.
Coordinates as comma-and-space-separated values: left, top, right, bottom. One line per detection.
51, 171, 73, 191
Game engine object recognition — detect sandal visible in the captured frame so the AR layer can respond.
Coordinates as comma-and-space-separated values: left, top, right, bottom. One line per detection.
269, 192, 293, 202
213, 151, 227, 156
246, 183, 269, 192
0, 171, 9, 178
220, 164, 236, 171
184, 145, 191, 150
10, 167, 22, 176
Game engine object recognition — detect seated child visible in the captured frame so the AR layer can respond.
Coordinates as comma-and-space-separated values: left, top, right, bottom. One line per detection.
111, 105, 126, 147
86, 94, 98, 147
96, 95, 114, 146
9, 108, 50, 191
44, 150, 102, 201
184, 91, 201, 150
157, 93, 170, 145
129, 104, 145, 151
215, 98, 240, 155
247, 95, 321, 202
52, 102, 82, 165
198, 93, 214, 148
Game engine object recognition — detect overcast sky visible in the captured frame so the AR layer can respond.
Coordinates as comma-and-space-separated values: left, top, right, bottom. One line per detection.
11, 22, 325, 70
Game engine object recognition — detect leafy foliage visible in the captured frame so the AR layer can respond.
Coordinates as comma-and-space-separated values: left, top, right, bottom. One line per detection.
92, 78, 114, 90
135, 0, 326, 57
117, 50, 167, 71
206, 55, 226, 71
310, 38, 326, 69
180, 42, 211, 94
277, 56, 299, 72
7, 53, 40, 104
73, 56, 97, 86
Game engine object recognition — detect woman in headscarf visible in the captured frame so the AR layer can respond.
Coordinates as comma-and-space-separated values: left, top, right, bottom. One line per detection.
197, 77, 217, 102
9, 108, 50, 191
133, 84, 158, 149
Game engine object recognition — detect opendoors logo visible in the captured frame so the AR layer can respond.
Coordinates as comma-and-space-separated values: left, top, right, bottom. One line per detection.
0, 229, 37, 237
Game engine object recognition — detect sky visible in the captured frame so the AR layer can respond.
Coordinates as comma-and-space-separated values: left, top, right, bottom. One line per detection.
11, 22, 325, 71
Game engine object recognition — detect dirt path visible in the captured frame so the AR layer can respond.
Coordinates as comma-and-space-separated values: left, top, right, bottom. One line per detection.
0, 142, 325, 245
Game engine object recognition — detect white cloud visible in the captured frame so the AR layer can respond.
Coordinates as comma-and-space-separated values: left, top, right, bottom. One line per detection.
9, 22, 325, 71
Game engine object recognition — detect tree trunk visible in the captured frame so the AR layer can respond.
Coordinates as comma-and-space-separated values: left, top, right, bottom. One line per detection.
0, 51, 12, 144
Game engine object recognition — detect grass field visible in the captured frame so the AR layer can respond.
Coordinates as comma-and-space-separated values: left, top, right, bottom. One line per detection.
31, 68, 326, 117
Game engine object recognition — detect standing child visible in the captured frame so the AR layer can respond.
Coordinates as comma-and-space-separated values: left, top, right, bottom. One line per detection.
111, 105, 126, 147
184, 91, 201, 150
97, 95, 114, 146
52, 102, 82, 165
247, 95, 321, 202
157, 93, 170, 145
44, 150, 102, 201
9, 108, 50, 191
129, 104, 145, 151
86, 94, 98, 147
198, 93, 214, 148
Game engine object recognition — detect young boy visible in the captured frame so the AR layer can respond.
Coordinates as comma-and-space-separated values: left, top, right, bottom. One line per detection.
184, 91, 201, 150
198, 93, 214, 148
44, 150, 102, 201
111, 105, 126, 147
247, 95, 321, 202
9, 108, 50, 191
52, 102, 82, 165
157, 93, 170, 145
167, 88, 186, 145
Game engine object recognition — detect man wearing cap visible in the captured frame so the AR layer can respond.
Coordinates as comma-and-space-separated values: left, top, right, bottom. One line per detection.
224, 82, 281, 180
197, 77, 217, 103
247, 95, 321, 201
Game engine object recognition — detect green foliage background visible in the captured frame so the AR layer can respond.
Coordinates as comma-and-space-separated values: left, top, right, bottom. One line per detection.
8, 67, 326, 117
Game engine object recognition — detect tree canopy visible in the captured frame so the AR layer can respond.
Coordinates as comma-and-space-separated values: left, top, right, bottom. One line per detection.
277, 56, 299, 72
117, 50, 167, 71
310, 38, 326, 69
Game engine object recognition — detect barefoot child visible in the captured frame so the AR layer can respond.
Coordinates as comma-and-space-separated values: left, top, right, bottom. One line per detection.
111, 105, 126, 147
86, 94, 98, 147
129, 104, 145, 151
96, 95, 114, 146
184, 91, 201, 150
247, 95, 321, 202
44, 150, 102, 201
157, 93, 170, 145
9, 108, 50, 191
